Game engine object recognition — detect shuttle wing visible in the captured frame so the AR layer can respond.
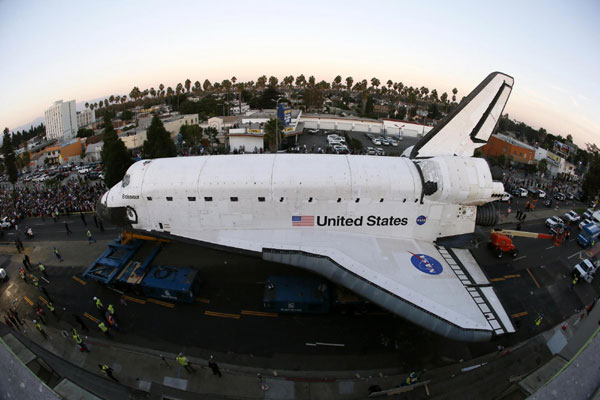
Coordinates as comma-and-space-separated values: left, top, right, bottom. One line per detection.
410, 72, 514, 159
174, 227, 514, 341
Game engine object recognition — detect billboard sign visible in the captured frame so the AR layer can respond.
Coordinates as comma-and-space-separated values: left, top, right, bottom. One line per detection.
277, 104, 292, 126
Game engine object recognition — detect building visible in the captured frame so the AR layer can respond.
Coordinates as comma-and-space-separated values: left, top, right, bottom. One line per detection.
76, 109, 96, 128
44, 100, 77, 141
43, 138, 86, 165
480, 133, 536, 164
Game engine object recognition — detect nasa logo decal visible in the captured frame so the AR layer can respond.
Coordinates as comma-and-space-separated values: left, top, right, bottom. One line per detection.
416, 215, 427, 225
410, 253, 443, 275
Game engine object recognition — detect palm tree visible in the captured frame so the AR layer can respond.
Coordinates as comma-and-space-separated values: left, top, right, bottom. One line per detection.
121, 95, 127, 104
166, 87, 174, 97
222, 79, 232, 115
203, 79, 212, 92
370, 77, 380, 92
194, 81, 201, 94
452, 87, 458, 103
185, 79, 191, 93
345, 76, 353, 92
387, 80, 393, 90
231, 76, 237, 85
268, 76, 278, 88
109, 95, 115, 104
295, 74, 306, 89
85, 102, 89, 109
159, 83, 165, 97
150, 87, 156, 98
104, 99, 109, 108
333, 75, 342, 91
256, 75, 267, 89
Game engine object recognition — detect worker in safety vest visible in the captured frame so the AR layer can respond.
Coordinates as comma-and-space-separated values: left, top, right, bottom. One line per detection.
38, 263, 47, 277
94, 297, 104, 311
405, 372, 418, 385
535, 314, 543, 326
72, 328, 89, 352
98, 321, 110, 336
32, 276, 39, 289
46, 301, 55, 315
34, 320, 47, 339
107, 304, 115, 315
98, 364, 118, 381
19, 267, 27, 282
176, 353, 195, 373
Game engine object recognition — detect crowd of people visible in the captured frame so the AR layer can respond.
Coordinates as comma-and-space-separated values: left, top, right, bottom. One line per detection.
0, 178, 106, 225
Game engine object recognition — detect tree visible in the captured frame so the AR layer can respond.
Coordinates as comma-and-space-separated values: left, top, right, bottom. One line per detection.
2, 128, 18, 186
21, 151, 31, 170
159, 83, 165, 97
121, 110, 133, 121
452, 88, 458, 103
179, 124, 203, 153
582, 153, 600, 201
143, 114, 177, 159
77, 128, 94, 138
204, 126, 219, 148
537, 158, 548, 175
101, 113, 132, 188
193, 80, 201, 94
346, 76, 353, 91
203, 79, 212, 92
263, 118, 283, 152
85, 102, 89, 109
185, 79, 191, 93
268, 76, 278, 88
496, 154, 506, 167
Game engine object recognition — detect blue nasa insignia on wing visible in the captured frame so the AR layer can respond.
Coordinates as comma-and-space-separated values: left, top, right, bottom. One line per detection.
416, 215, 427, 225
410, 253, 443, 275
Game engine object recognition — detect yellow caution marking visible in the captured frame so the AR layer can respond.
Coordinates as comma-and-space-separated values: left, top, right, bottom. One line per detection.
511, 311, 528, 318
38, 296, 48, 305
24, 296, 33, 306
83, 312, 99, 323
122, 295, 146, 304
195, 298, 210, 304
72, 276, 86, 285
504, 274, 521, 279
241, 310, 279, 318
526, 268, 541, 289
146, 298, 175, 308
204, 311, 240, 319
490, 278, 505, 282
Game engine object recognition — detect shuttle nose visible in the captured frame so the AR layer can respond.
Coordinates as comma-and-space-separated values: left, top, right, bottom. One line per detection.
96, 195, 133, 228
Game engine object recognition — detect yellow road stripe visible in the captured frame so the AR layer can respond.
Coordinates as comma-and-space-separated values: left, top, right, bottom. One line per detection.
511, 311, 528, 318
38, 296, 48, 305
241, 310, 279, 318
24, 296, 33, 306
146, 298, 175, 308
122, 295, 146, 304
490, 278, 505, 282
72, 276, 86, 285
195, 298, 210, 303
83, 312, 99, 323
504, 274, 521, 279
526, 268, 541, 288
204, 311, 240, 319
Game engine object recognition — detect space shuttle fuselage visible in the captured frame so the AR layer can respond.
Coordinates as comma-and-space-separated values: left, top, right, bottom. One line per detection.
99, 154, 503, 243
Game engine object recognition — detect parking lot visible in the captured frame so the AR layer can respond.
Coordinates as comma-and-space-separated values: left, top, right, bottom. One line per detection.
289, 129, 421, 156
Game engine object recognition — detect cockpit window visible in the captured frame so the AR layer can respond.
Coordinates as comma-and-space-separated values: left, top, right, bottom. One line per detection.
122, 174, 130, 188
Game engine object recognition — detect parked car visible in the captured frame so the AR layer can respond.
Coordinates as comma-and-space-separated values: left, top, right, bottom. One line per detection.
554, 192, 566, 201
365, 147, 376, 155
389, 140, 398, 147
579, 219, 593, 230
545, 215, 564, 229
512, 188, 528, 197
308, 129, 319, 134
573, 258, 599, 284
583, 209, 595, 220
537, 190, 546, 198
371, 138, 381, 146
563, 210, 581, 223
0, 268, 6, 282
0, 217, 12, 229
375, 147, 385, 156
566, 192, 575, 200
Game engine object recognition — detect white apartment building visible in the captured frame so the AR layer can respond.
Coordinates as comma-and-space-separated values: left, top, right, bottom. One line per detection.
44, 100, 77, 141
77, 109, 96, 128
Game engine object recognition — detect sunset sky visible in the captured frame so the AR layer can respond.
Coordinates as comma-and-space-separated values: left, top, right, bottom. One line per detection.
0, 0, 598, 148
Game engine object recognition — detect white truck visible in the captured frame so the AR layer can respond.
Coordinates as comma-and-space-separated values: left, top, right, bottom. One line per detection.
573, 258, 599, 283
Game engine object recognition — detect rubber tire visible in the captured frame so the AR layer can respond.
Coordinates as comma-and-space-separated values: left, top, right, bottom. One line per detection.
512, 249, 519, 257
497, 249, 503, 259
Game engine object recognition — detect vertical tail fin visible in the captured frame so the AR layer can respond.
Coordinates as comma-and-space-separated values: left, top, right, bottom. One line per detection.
410, 72, 514, 159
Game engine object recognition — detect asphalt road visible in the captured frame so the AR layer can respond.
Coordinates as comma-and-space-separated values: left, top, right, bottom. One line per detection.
0, 205, 598, 373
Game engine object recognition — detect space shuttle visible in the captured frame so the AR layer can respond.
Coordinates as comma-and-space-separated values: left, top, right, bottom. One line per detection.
98, 72, 515, 342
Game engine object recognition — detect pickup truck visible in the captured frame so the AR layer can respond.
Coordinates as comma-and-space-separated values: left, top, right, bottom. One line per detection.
573, 258, 599, 283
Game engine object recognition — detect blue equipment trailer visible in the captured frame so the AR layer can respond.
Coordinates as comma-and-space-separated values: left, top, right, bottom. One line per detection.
83, 237, 200, 304
263, 275, 330, 314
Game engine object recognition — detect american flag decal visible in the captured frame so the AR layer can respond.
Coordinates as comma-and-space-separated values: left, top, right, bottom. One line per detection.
292, 215, 314, 227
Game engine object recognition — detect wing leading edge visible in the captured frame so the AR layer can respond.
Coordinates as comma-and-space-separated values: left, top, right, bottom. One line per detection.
410, 72, 514, 159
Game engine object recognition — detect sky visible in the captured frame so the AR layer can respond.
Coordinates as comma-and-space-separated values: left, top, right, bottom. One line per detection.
0, 0, 598, 148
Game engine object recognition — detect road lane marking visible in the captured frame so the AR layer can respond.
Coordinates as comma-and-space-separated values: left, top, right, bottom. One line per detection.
204, 311, 240, 319
72, 276, 86, 285
83, 312, 99, 323
195, 298, 210, 303
241, 310, 279, 318
511, 311, 528, 318
568, 251, 582, 259
146, 298, 175, 308
41, 277, 50, 284
513, 256, 526, 261
122, 295, 145, 304
526, 268, 541, 288
305, 342, 345, 347
490, 278, 505, 282
24, 296, 33, 306
504, 274, 521, 279
545, 246, 555, 250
